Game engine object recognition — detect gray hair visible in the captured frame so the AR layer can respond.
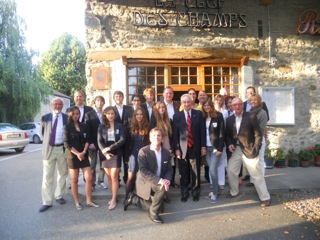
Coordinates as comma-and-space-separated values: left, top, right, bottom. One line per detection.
180, 94, 192, 102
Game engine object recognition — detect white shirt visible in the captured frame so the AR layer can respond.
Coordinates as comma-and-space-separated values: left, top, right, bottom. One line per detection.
164, 100, 175, 120
52, 112, 64, 144
115, 104, 123, 120
78, 105, 84, 122
147, 103, 153, 119
151, 145, 162, 177
95, 108, 103, 123
235, 112, 243, 134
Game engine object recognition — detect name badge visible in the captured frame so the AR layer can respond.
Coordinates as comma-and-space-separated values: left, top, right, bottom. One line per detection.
212, 122, 217, 128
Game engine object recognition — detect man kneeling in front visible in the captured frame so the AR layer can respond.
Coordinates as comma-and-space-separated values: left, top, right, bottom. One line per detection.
123, 128, 172, 224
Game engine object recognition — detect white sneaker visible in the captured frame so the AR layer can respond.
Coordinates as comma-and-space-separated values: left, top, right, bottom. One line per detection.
100, 182, 108, 189
206, 192, 213, 199
211, 194, 217, 204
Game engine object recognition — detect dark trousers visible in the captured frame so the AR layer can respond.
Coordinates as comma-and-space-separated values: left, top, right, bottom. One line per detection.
179, 147, 201, 197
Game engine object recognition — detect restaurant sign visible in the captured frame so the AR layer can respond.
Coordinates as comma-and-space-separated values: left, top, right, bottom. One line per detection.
296, 10, 320, 35
132, 0, 247, 28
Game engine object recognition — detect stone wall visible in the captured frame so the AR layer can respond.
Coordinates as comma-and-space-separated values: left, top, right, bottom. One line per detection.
85, 0, 320, 151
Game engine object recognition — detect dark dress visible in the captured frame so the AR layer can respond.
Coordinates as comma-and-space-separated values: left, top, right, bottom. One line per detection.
97, 123, 126, 169
128, 134, 145, 173
63, 122, 90, 169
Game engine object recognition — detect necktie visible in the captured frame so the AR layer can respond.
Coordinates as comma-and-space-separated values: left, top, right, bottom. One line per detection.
49, 115, 58, 146
187, 111, 193, 148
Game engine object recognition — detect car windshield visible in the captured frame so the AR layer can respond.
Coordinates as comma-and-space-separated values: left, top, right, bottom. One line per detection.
0, 123, 20, 131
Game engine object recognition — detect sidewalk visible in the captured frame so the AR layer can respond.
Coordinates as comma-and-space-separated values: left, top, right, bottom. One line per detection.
77, 165, 320, 199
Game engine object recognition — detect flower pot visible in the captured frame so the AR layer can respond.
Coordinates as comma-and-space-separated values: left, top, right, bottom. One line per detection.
288, 159, 299, 167
274, 159, 286, 168
314, 155, 320, 167
265, 158, 274, 169
300, 160, 310, 167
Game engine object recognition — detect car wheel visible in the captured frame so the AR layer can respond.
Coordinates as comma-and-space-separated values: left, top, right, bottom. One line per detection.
33, 135, 41, 144
14, 147, 25, 153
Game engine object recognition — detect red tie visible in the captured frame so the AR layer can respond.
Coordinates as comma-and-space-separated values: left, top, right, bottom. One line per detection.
187, 111, 193, 148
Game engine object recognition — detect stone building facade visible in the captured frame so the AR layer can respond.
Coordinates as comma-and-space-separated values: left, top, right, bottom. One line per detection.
84, 0, 320, 151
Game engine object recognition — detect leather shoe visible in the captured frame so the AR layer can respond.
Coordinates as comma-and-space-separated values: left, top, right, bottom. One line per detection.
181, 195, 188, 202
123, 192, 135, 211
261, 199, 271, 207
193, 194, 199, 202
148, 213, 163, 224
56, 198, 66, 204
39, 205, 52, 212
246, 182, 254, 187
163, 195, 171, 204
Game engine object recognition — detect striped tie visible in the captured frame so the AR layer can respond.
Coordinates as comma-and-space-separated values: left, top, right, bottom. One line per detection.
187, 111, 193, 148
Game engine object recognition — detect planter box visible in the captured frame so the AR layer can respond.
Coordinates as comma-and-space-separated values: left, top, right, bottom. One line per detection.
265, 158, 274, 169
288, 159, 299, 167
274, 159, 286, 168
300, 160, 310, 167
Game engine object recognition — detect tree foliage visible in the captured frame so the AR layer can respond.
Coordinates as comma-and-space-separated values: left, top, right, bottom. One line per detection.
0, 0, 51, 124
40, 33, 86, 97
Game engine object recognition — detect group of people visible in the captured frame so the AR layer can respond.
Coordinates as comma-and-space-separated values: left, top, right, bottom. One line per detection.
38, 86, 271, 224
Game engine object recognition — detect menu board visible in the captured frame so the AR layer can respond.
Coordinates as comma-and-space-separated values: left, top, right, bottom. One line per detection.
260, 87, 295, 125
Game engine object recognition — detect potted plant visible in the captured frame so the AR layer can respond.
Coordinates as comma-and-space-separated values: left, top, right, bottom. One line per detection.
298, 149, 314, 167
274, 147, 286, 168
286, 148, 299, 167
313, 145, 320, 167
264, 147, 274, 169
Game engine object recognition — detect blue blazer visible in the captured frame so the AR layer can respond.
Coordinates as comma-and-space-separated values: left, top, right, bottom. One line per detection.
173, 109, 206, 159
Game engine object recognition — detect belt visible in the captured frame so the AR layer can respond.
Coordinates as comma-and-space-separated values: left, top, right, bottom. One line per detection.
52, 144, 63, 147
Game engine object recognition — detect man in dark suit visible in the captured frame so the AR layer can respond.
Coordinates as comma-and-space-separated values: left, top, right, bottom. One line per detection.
225, 97, 271, 207
243, 86, 269, 120
39, 97, 68, 212
141, 88, 155, 123
173, 94, 206, 202
163, 86, 180, 188
85, 96, 107, 190
72, 90, 93, 123
113, 90, 133, 127
123, 128, 172, 224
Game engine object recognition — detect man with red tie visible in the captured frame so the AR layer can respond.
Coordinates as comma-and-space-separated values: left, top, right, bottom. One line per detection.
173, 94, 206, 202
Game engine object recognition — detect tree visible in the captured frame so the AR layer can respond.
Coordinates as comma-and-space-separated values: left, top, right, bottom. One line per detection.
40, 33, 86, 97
0, 0, 50, 124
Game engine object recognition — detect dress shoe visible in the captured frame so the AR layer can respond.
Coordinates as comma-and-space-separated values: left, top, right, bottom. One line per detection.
181, 195, 188, 202
193, 194, 199, 202
261, 199, 271, 207
55, 198, 66, 204
163, 195, 171, 204
246, 182, 254, 187
148, 213, 163, 224
123, 192, 135, 211
242, 175, 250, 181
39, 205, 52, 212
226, 193, 238, 198
170, 182, 180, 188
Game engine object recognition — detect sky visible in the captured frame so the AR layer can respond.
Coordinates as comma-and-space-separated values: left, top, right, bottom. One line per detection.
15, 0, 86, 54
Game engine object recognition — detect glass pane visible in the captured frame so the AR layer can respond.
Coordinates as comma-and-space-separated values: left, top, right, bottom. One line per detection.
180, 67, 188, 75
214, 67, 221, 75
172, 77, 179, 84
205, 86, 212, 93
222, 76, 230, 84
231, 67, 238, 75
128, 76, 137, 85
157, 67, 164, 75
204, 67, 212, 75
147, 67, 155, 76
157, 86, 164, 93
231, 75, 238, 85
157, 76, 164, 84
137, 67, 146, 76
129, 86, 136, 95
189, 67, 197, 75
181, 76, 188, 84
190, 76, 197, 84
147, 76, 155, 85
214, 76, 221, 84
128, 67, 136, 76
205, 76, 212, 84
222, 67, 229, 75
138, 76, 146, 85
171, 67, 179, 75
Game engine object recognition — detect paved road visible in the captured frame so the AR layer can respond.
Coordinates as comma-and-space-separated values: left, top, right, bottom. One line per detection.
0, 144, 319, 240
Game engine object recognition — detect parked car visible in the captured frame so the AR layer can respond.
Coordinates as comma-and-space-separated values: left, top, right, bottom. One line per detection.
20, 122, 43, 144
0, 123, 29, 152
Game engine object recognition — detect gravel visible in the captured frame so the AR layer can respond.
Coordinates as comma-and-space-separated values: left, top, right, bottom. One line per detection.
275, 189, 320, 227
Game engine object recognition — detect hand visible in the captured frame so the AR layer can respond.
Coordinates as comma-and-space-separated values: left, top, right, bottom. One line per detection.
77, 152, 85, 161
106, 152, 114, 160
201, 147, 206, 156
229, 145, 236, 153
102, 147, 110, 155
175, 150, 181, 159
215, 151, 222, 157
160, 178, 170, 192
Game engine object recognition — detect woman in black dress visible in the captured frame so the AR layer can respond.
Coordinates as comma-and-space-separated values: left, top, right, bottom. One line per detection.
98, 106, 126, 210
64, 106, 99, 211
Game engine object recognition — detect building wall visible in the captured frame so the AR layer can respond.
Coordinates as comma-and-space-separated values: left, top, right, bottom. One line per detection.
85, 0, 320, 151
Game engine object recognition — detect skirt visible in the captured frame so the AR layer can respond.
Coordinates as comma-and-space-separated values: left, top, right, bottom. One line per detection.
67, 157, 90, 169
101, 154, 121, 168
